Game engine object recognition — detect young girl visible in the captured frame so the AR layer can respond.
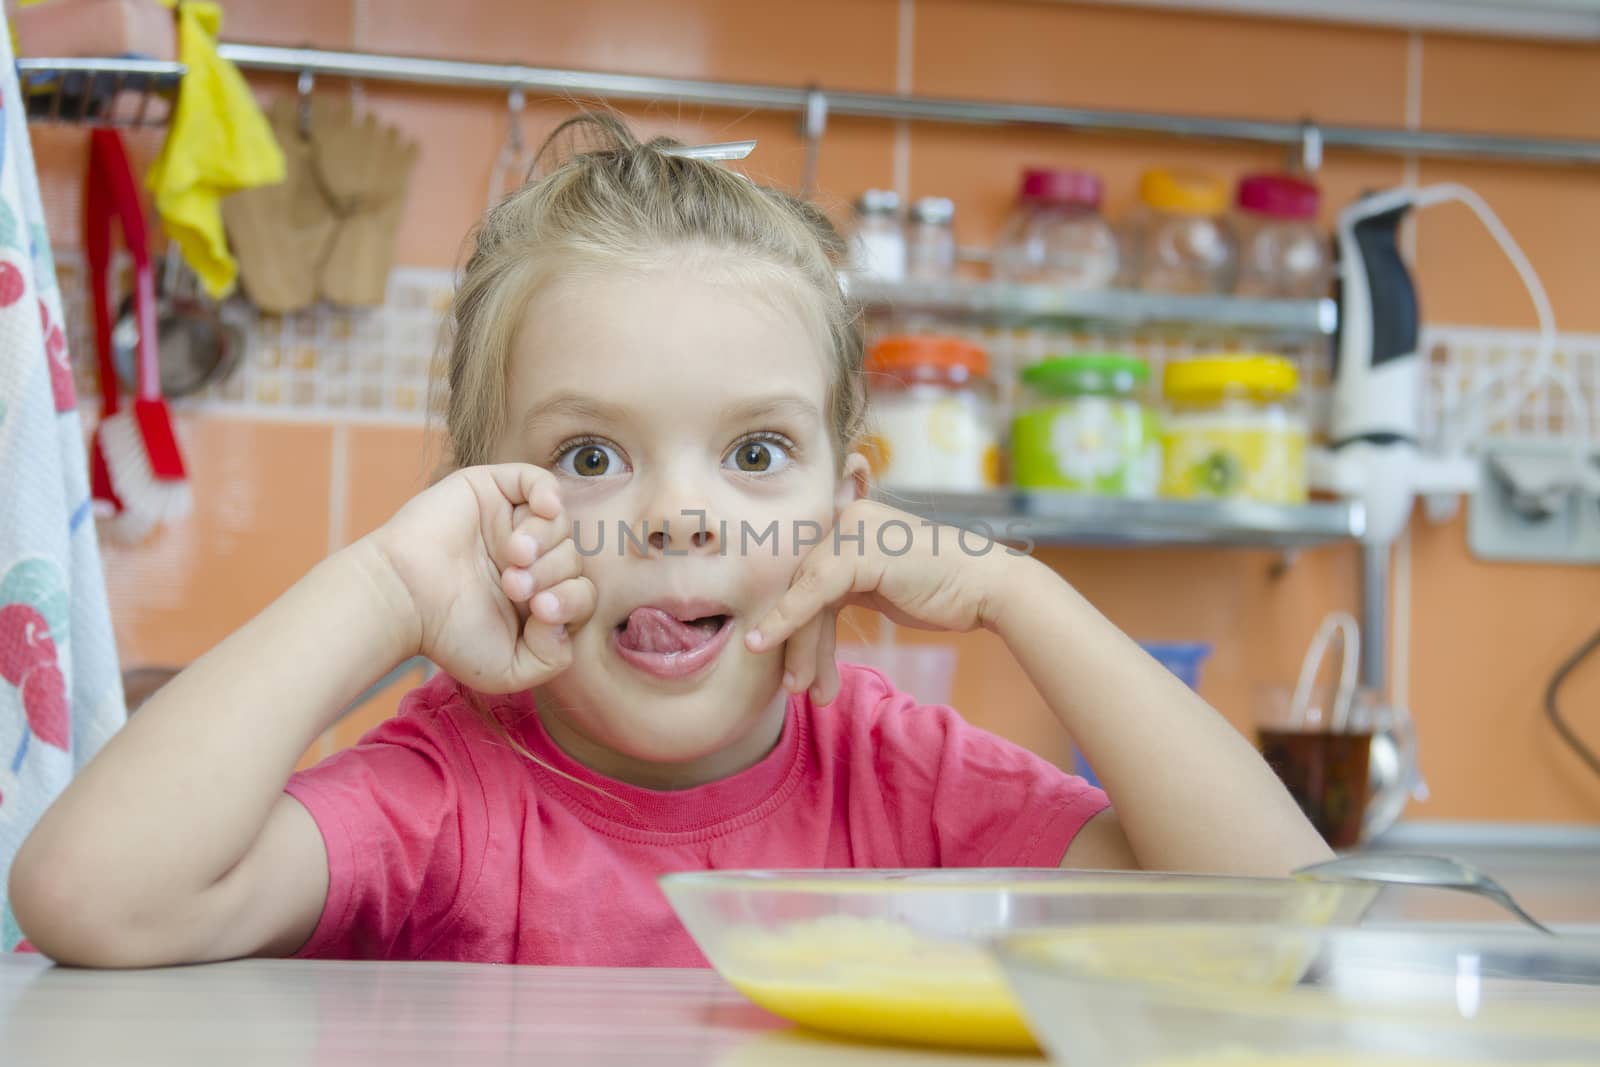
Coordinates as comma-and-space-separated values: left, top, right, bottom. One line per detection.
10, 115, 1329, 969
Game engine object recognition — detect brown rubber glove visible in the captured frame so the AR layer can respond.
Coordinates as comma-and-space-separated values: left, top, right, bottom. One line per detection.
219, 97, 339, 314
312, 104, 419, 307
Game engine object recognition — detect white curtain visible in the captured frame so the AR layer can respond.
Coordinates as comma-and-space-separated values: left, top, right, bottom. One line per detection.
0, 29, 127, 951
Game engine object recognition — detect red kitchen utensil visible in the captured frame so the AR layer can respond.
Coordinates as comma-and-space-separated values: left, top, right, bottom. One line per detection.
84, 126, 190, 540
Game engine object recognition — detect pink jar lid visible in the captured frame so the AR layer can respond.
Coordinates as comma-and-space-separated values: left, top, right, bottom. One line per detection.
1236, 173, 1320, 220
1018, 167, 1104, 210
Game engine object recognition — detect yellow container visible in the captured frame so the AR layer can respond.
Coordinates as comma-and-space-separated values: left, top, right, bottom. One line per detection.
1133, 168, 1236, 294
1139, 168, 1228, 217
1160, 354, 1307, 503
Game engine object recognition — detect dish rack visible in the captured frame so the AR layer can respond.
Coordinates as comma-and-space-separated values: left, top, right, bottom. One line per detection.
16, 57, 184, 127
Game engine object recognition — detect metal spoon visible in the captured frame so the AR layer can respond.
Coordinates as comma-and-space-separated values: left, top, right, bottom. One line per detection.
1295, 853, 1555, 935
112, 250, 238, 397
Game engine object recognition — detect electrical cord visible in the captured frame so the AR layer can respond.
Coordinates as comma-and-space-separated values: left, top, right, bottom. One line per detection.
1411, 183, 1571, 446
1544, 622, 1600, 781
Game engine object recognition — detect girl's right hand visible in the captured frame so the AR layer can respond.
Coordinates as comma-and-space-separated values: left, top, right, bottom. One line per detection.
362, 463, 595, 694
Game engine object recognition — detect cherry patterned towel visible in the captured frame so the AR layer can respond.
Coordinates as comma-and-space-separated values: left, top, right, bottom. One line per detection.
0, 25, 127, 953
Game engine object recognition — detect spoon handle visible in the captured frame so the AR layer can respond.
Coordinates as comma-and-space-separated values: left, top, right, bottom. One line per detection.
1479, 885, 1557, 936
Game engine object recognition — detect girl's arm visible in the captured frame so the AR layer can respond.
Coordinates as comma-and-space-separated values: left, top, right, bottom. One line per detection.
10, 464, 591, 967
751, 499, 1331, 879
987, 554, 1332, 875
9, 544, 408, 966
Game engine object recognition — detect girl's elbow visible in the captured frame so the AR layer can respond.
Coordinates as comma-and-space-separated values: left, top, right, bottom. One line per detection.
8, 839, 178, 969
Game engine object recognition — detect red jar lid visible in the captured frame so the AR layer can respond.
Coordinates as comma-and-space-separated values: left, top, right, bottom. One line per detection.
1236, 173, 1321, 220
1018, 167, 1103, 210
868, 335, 990, 384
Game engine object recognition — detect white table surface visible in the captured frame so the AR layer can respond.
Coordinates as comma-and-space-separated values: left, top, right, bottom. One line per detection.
0, 954, 1033, 1067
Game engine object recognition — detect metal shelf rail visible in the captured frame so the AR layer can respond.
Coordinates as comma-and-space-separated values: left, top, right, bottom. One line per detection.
215, 41, 1600, 170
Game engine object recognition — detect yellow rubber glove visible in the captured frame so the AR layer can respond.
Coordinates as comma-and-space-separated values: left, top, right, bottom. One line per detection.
145, 0, 284, 299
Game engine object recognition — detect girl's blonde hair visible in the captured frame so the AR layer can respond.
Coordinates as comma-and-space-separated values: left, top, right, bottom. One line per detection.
436, 112, 867, 785
441, 110, 868, 472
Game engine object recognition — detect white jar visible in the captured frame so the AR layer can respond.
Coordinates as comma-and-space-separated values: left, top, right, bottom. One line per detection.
1233, 173, 1329, 299
905, 196, 957, 282
848, 189, 905, 283
993, 168, 1119, 290
863, 335, 999, 492
1131, 168, 1236, 295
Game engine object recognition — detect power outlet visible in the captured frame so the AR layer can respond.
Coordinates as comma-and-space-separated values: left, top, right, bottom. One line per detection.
1468, 439, 1600, 564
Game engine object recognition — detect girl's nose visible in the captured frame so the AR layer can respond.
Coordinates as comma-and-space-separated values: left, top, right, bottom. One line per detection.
635, 466, 722, 557
646, 519, 717, 555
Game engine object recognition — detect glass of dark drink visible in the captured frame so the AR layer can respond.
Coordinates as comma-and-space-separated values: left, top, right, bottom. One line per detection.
1256, 684, 1379, 850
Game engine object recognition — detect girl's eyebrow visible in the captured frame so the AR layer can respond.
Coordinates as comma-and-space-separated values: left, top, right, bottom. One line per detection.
723, 395, 821, 425
522, 393, 820, 434
521, 392, 629, 432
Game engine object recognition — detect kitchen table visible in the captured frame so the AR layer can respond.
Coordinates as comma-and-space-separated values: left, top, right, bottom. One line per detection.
1361, 820, 1600, 934
0, 953, 1031, 1067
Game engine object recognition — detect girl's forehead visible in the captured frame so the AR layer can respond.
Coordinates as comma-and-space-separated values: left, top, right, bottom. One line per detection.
508, 268, 831, 415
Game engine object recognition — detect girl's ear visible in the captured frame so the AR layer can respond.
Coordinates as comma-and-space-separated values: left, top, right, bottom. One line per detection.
834, 452, 871, 514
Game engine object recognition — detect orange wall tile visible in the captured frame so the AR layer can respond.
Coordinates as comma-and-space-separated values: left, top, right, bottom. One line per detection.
100, 416, 334, 666
315, 424, 445, 750
1418, 32, 1600, 140
352, 0, 903, 91
64, 2, 1600, 824
1408, 511, 1600, 819
1408, 32, 1600, 331
913, 1, 1409, 124
341, 424, 439, 543
220, 0, 353, 49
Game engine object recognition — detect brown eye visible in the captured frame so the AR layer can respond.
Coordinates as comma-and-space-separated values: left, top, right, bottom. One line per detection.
557, 442, 625, 478
725, 437, 791, 474
736, 443, 772, 471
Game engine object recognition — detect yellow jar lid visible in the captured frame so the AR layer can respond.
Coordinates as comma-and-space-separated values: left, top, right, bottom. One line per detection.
1139, 168, 1228, 217
1164, 354, 1299, 402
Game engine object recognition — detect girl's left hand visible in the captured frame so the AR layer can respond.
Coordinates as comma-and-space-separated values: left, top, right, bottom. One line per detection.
745, 499, 1021, 705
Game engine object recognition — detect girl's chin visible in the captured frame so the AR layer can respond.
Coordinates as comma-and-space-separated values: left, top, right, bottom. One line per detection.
537, 686, 788, 785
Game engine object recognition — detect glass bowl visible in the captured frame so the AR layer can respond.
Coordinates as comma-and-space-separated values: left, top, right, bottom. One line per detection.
660, 869, 1376, 1051
995, 923, 1600, 1067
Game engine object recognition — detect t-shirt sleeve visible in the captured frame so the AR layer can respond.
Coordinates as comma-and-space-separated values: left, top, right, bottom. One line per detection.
283, 686, 474, 960
846, 665, 1110, 868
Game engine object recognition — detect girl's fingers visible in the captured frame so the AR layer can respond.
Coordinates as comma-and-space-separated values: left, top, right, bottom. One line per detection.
489, 462, 563, 519
781, 613, 823, 696
811, 607, 841, 706
501, 566, 535, 602
529, 576, 596, 628
511, 609, 573, 686
496, 506, 572, 583
505, 540, 586, 615
748, 552, 853, 653
525, 538, 583, 588
504, 503, 537, 566
481, 468, 561, 574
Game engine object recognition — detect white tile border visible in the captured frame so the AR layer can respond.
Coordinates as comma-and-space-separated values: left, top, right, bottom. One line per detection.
54, 250, 1596, 447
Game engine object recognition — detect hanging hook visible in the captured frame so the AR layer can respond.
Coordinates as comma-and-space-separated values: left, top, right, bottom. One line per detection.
506, 86, 526, 155
486, 86, 536, 210
296, 69, 315, 140
1294, 118, 1324, 175
799, 86, 829, 197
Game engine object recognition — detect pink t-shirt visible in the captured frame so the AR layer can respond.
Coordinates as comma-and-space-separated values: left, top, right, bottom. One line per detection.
283, 663, 1110, 966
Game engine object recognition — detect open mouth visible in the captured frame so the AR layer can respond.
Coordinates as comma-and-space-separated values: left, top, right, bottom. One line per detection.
611, 601, 737, 680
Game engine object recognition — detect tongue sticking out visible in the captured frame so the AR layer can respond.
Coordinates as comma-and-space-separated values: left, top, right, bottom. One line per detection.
617, 607, 725, 654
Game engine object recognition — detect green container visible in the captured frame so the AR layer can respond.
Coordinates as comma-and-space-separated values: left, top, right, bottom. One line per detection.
1011, 355, 1161, 495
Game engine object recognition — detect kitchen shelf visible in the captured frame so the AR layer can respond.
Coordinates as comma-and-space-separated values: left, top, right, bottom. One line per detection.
220, 43, 1600, 168
848, 277, 1338, 337
17, 58, 185, 128
878, 489, 1365, 548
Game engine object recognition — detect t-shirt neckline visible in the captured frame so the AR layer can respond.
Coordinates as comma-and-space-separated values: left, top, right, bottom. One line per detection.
491, 688, 810, 838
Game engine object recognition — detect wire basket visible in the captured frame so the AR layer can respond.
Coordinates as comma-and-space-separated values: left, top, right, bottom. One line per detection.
17, 57, 183, 128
